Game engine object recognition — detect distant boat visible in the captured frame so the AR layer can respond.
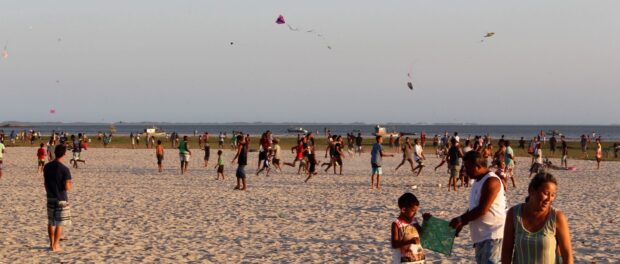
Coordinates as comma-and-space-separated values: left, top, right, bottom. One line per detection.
143, 126, 167, 137
287, 127, 308, 134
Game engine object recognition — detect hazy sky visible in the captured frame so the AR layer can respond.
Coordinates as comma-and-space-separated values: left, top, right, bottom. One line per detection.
0, 1, 618, 124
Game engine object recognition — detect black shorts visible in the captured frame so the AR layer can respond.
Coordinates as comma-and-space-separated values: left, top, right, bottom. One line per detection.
272, 158, 280, 165
334, 157, 343, 166
156, 154, 164, 165
38, 160, 45, 166
217, 165, 224, 173
258, 151, 266, 161
236, 165, 246, 179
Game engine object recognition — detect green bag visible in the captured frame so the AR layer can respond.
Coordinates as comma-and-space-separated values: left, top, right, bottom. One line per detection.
420, 216, 456, 255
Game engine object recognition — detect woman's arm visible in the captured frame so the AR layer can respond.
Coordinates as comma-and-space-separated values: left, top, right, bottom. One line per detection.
501, 207, 516, 264
556, 210, 573, 264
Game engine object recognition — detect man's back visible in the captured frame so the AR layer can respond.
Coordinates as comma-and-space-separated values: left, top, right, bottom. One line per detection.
44, 160, 72, 200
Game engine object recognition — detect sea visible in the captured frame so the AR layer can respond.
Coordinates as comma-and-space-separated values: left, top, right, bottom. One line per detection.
2, 124, 619, 141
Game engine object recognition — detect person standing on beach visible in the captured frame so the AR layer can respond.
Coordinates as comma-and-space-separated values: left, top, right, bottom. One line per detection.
231, 135, 248, 190
203, 139, 211, 168
69, 135, 85, 169
218, 132, 225, 149
0, 139, 5, 179
37, 143, 47, 173
560, 136, 568, 168
130, 132, 135, 149
356, 133, 363, 156
156, 140, 164, 173
214, 150, 225, 180
178, 136, 192, 174
529, 143, 543, 178
43, 144, 73, 252
450, 151, 506, 264
501, 173, 573, 263
580, 134, 588, 159
595, 138, 603, 169
370, 136, 394, 190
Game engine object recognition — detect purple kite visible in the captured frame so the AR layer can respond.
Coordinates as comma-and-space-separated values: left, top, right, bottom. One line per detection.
275, 14, 332, 50
276, 15, 285, 24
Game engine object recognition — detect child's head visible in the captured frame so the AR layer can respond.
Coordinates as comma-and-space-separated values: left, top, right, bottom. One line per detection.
40, 142, 45, 148
397, 192, 420, 218
157, 140, 162, 145
217, 150, 223, 155
273, 138, 279, 144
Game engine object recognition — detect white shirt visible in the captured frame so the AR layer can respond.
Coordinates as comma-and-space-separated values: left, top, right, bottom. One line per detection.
469, 171, 506, 243
413, 144, 423, 161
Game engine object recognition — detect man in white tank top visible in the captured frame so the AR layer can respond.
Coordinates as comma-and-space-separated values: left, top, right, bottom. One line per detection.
449, 151, 506, 264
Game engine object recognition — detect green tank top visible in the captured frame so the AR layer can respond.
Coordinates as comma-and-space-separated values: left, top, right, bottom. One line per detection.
178, 141, 189, 154
512, 204, 557, 264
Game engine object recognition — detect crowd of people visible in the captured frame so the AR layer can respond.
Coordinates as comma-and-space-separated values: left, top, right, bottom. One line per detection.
0, 128, 611, 261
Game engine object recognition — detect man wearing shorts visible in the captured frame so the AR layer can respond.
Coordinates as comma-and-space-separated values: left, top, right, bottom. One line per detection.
412, 138, 425, 176
231, 135, 248, 191
370, 136, 393, 190
560, 136, 568, 168
178, 136, 192, 174
43, 144, 73, 251
446, 138, 463, 192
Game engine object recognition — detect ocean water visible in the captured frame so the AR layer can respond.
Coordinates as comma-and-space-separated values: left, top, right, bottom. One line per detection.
2, 124, 619, 141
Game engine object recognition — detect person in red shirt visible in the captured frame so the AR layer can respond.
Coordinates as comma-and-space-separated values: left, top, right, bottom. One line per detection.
283, 140, 306, 174
37, 142, 47, 173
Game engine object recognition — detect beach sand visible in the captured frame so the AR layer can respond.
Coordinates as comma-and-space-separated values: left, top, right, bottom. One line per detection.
0, 147, 617, 263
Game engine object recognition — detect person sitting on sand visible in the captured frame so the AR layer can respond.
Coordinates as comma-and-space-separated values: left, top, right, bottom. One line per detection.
501, 172, 573, 264
391, 192, 428, 264
370, 136, 394, 190
214, 150, 225, 180
43, 144, 73, 252
156, 140, 164, 173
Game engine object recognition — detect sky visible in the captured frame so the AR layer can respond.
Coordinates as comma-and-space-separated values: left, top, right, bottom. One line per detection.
0, 0, 619, 124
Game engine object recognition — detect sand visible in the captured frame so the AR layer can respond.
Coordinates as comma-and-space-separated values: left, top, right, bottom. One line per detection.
0, 146, 617, 263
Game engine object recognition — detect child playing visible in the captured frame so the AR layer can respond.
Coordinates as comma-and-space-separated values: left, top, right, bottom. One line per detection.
37, 143, 46, 173
304, 145, 320, 183
156, 140, 164, 173
256, 149, 274, 177
214, 150, 225, 180
529, 142, 543, 177
371, 136, 394, 190
391, 192, 427, 264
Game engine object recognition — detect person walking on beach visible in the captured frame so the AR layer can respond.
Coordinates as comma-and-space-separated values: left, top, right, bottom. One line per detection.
69, 135, 85, 169
271, 139, 283, 172
529, 143, 543, 178
504, 140, 517, 189
446, 138, 463, 192
130, 132, 135, 149
218, 132, 225, 149
214, 150, 225, 180
37, 143, 47, 173
47, 138, 56, 162
580, 134, 588, 159
501, 173, 573, 263
231, 135, 249, 190
156, 140, 164, 173
370, 136, 394, 190
203, 139, 211, 168
43, 144, 73, 252
450, 151, 506, 264
178, 136, 192, 174
356, 133, 363, 156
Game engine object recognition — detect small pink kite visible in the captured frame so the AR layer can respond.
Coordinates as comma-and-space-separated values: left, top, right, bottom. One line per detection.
275, 14, 332, 50
275, 15, 285, 24
49, 108, 56, 114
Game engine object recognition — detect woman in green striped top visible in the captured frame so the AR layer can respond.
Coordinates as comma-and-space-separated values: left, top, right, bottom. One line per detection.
501, 173, 573, 264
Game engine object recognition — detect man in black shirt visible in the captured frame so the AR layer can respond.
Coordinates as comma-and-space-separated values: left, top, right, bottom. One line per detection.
43, 144, 73, 251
